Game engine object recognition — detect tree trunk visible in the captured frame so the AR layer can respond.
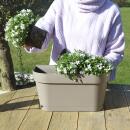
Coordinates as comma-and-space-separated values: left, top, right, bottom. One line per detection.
0, 39, 16, 91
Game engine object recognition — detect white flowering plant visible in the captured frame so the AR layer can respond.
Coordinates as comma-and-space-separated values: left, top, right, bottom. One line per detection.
56, 50, 113, 81
5, 9, 38, 47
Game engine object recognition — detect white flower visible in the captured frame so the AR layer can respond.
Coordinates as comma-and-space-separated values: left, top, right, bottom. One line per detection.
16, 39, 19, 42
30, 19, 35, 23
20, 23, 25, 30
75, 61, 80, 65
85, 60, 89, 63
63, 68, 67, 74
72, 63, 77, 68
80, 53, 85, 57
56, 67, 61, 73
17, 13, 22, 17
79, 71, 84, 75
21, 9, 26, 13
15, 32, 19, 35
60, 64, 63, 68
5, 35, 8, 41
87, 65, 91, 70
98, 66, 102, 70
15, 26, 19, 30
11, 33, 15, 37
27, 9, 32, 13
91, 56, 96, 60
97, 64, 103, 70
5, 26, 9, 31
85, 68, 88, 71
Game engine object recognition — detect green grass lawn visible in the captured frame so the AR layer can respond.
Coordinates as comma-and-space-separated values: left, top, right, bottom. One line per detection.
110, 7, 130, 84
10, 7, 130, 84
10, 42, 52, 73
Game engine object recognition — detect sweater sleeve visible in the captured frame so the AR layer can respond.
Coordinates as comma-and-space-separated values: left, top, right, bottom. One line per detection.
104, 11, 125, 80
25, 0, 57, 53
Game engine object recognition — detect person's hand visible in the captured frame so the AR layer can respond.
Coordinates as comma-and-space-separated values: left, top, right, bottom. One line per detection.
22, 44, 33, 50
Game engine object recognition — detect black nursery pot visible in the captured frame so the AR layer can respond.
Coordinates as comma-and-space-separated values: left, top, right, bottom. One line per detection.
26, 25, 47, 49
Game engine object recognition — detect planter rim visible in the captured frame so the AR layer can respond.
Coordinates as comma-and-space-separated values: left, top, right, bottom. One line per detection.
33, 65, 108, 84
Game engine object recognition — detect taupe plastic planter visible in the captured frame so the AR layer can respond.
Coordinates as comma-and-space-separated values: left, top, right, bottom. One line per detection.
33, 65, 108, 112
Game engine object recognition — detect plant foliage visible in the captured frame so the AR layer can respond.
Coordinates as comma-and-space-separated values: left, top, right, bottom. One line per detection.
5, 9, 38, 47
56, 50, 113, 81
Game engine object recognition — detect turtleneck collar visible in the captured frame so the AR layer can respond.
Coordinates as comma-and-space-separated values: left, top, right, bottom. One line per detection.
77, 0, 106, 13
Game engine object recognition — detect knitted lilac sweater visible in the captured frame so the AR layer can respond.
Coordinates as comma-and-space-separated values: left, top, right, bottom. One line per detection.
25, 0, 125, 80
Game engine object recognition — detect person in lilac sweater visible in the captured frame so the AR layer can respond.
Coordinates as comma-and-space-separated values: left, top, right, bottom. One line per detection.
24, 0, 125, 80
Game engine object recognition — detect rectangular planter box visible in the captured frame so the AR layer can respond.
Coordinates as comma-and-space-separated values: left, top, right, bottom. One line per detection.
33, 65, 108, 111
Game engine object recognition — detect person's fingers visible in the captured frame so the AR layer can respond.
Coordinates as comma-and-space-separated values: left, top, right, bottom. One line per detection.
22, 44, 33, 49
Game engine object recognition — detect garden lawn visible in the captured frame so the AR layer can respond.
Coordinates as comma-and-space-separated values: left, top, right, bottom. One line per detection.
110, 7, 130, 84
10, 7, 130, 84
10, 42, 52, 73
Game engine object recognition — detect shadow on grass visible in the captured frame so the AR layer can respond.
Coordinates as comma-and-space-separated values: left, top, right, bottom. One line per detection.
104, 83, 130, 110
